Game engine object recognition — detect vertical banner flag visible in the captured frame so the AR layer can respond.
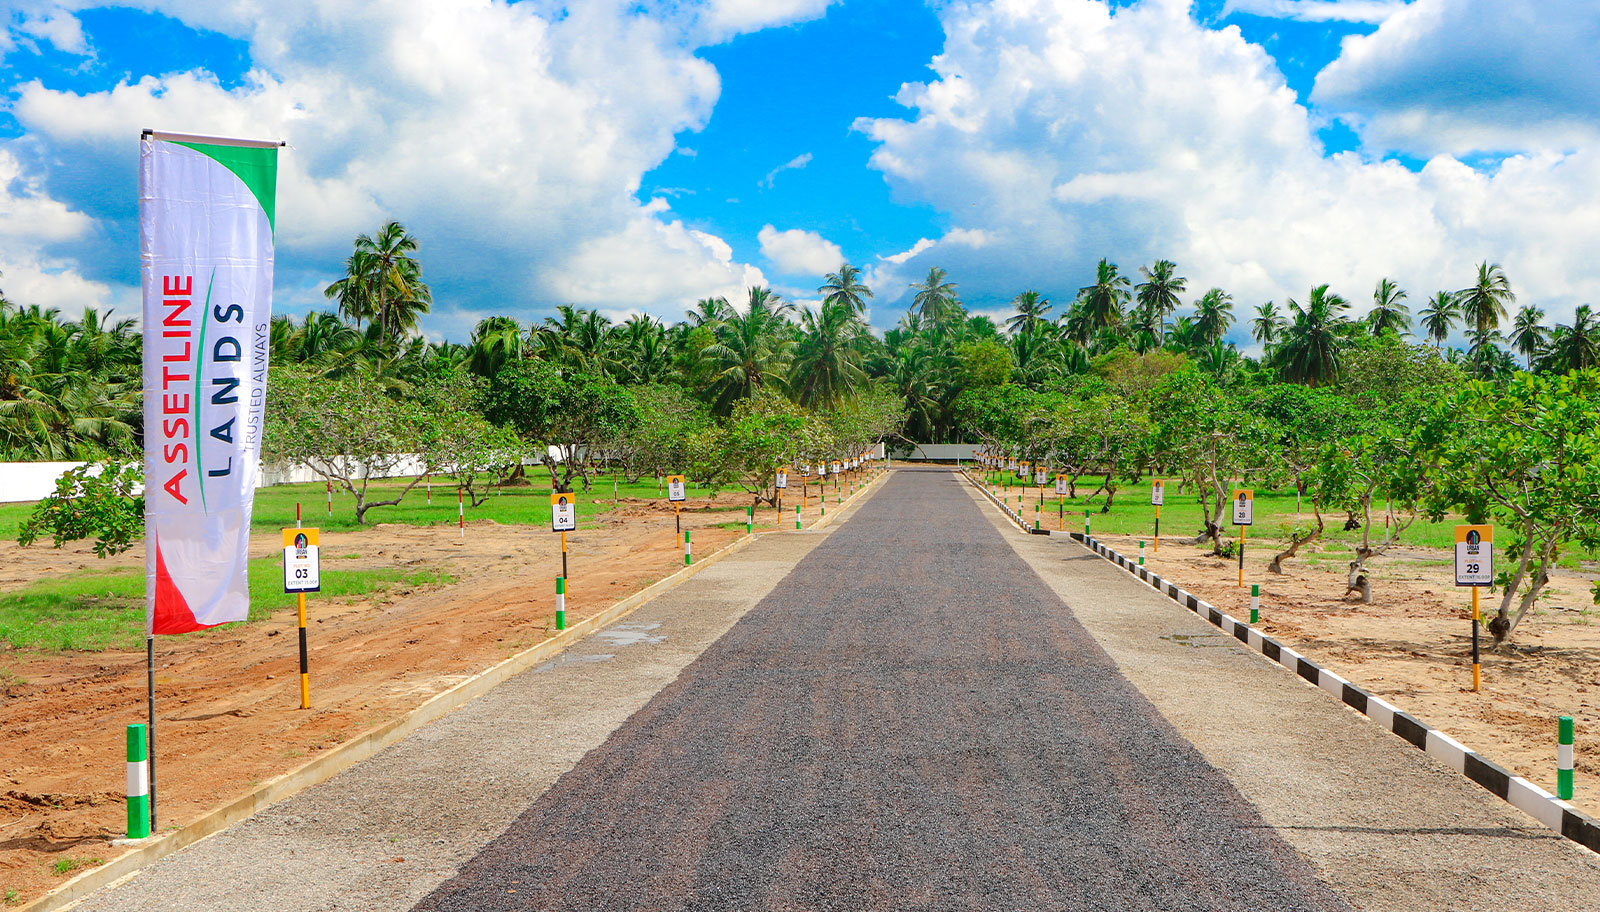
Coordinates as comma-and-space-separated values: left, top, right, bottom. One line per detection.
141, 131, 279, 635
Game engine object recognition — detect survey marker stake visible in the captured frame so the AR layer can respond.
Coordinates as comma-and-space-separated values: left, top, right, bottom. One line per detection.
1561, 710, 1574, 793
126, 723, 150, 839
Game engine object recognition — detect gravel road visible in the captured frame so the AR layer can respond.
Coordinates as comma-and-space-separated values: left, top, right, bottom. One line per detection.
414, 468, 1355, 911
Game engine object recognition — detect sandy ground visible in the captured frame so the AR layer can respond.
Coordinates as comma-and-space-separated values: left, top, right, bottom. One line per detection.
1094, 529, 1600, 824
0, 479, 858, 908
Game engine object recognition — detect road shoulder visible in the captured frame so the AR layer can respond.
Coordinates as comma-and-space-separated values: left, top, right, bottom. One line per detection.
968, 481, 1600, 912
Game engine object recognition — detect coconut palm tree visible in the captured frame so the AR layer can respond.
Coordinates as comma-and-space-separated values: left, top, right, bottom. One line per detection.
1367, 278, 1410, 337
700, 287, 794, 413
1507, 305, 1548, 369
1542, 305, 1600, 373
1135, 259, 1186, 346
1274, 284, 1350, 386
1076, 258, 1131, 333
1004, 290, 1052, 338
324, 221, 432, 340
819, 263, 873, 316
468, 316, 525, 378
910, 267, 962, 330
1192, 288, 1235, 347
789, 300, 867, 408
1418, 291, 1458, 349
1251, 301, 1286, 347
687, 297, 731, 328
1456, 262, 1515, 335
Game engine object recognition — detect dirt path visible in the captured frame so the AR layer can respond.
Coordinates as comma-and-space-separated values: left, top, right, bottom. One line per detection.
1091, 530, 1600, 825
0, 486, 852, 908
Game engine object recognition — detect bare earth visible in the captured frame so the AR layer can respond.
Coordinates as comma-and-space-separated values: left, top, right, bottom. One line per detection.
0, 487, 841, 908
1096, 529, 1600, 823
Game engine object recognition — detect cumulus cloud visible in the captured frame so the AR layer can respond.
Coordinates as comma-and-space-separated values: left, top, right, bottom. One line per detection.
1223, 0, 1407, 23
1313, 0, 1600, 157
2, 0, 786, 327
0, 146, 119, 313
758, 224, 842, 276
856, 0, 1600, 331
698, 0, 835, 41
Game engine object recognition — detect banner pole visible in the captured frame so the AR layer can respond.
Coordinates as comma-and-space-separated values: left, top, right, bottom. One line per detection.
146, 634, 156, 832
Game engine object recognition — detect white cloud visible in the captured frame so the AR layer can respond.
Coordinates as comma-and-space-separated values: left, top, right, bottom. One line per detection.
15, 8, 86, 53
1313, 0, 1600, 156
5, 0, 774, 325
761, 152, 813, 188
699, 0, 835, 40
758, 224, 842, 276
855, 0, 1600, 331
1223, 0, 1408, 23
0, 145, 118, 313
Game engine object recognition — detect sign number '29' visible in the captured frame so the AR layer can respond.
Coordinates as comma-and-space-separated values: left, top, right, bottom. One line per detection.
1455, 524, 1493, 587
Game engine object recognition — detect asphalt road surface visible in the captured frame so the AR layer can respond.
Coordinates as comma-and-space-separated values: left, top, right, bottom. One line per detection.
414, 468, 1355, 911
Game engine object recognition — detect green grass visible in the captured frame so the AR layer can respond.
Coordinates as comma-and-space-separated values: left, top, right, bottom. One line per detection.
248, 472, 729, 532
982, 471, 1478, 551
0, 560, 454, 653
0, 501, 34, 539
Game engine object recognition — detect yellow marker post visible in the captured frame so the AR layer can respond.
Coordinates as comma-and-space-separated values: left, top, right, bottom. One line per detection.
1055, 474, 1068, 530
666, 474, 686, 536
282, 528, 321, 710
1232, 489, 1254, 587
552, 492, 577, 580
1151, 480, 1165, 553
1455, 524, 1493, 692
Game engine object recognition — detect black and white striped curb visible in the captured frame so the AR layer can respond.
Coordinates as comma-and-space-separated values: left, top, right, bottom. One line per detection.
1067, 529, 1600, 855
961, 469, 1035, 533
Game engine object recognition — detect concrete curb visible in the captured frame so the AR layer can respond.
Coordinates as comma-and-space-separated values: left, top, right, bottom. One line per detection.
1068, 529, 1600, 857
33, 470, 896, 912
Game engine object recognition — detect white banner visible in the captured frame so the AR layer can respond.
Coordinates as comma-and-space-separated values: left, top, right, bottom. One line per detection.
141, 132, 278, 635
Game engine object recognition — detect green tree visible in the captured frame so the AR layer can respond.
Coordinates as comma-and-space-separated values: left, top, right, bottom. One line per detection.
1251, 301, 1286, 348
1414, 371, 1600, 643
819, 262, 873, 316
17, 462, 144, 557
324, 221, 432, 340
1134, 259, 1186, 346
1076, 258, 1131, 334
1274, 284, 1350, 386
1418, 291, 1458, 350
910, 267, 962, 330
1367, 278, 1410, 337
700, 287, 794, 414
1004, 290, 1052, 338
481, 361, 640, 493
1542, 305, 1600, 372
790, 300, 867, 408
1507, 305, 1548, 370
1456, 262, 1515, 335
1192, 288, 1235, 347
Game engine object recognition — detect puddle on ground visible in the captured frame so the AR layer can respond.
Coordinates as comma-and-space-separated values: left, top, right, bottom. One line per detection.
596, 622, 666, 648
1160, 632, 1235, 648
533, 653, 615, 672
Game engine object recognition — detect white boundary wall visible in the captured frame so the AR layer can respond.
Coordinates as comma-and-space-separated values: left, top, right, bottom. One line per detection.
894, 443, 978, 462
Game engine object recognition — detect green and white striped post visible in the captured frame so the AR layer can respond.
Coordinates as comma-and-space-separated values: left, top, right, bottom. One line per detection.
746, 505, 753, 535
1560, 716, 1575, 800
555, 577, 566, 631
684, 530, 692, 566
126, 723, 150, 839
796, 505, 802, 530
1250, 584, 1260, 624
1138, 541, 1145, 565
1035, 503, 1041, 530
1084, 511, 1091, 536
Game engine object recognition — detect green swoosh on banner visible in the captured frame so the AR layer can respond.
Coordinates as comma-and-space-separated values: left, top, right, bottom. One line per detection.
194, 269, 215, 512
175, 141, 278, 235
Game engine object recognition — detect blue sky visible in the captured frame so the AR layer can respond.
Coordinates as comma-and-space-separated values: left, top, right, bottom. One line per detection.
3, 0, 1599, 342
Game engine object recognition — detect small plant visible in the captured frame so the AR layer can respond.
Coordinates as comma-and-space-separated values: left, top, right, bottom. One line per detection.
51, 858, 79, 876
5, 887, 22, 905
17, 463, 144, 557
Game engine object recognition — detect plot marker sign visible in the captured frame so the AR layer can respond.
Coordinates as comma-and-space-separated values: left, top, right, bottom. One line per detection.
1456, 524, 1493, 692
1151, 480, 1165, 552
1232, 489, 1253, 587
282, 528, 320, 709
667, 474, 686, 533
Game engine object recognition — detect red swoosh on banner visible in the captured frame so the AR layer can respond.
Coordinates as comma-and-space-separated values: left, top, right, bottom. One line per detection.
151, 541, 213, 635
